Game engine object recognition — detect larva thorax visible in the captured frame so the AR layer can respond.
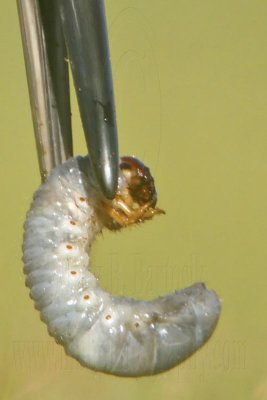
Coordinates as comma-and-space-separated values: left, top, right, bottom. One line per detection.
23, 156, 221, 377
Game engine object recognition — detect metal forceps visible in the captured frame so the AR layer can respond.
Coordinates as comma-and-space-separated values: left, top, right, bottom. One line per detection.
17, 0, 119, 199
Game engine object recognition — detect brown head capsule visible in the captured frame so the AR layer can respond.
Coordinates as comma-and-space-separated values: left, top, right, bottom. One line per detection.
99, 156, 165, 229
120, 156, 158, 207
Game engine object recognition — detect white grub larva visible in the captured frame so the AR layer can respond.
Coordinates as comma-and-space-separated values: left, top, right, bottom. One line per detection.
23, 155, 221, 377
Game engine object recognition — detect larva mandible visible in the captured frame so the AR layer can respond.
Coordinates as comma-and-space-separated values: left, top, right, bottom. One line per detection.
23, 155, 221, 377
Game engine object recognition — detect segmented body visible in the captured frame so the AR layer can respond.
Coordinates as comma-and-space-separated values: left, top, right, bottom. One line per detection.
23, 156, 220, 376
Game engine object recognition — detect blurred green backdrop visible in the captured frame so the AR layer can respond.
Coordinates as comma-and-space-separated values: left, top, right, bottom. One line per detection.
1, 1, 267, 399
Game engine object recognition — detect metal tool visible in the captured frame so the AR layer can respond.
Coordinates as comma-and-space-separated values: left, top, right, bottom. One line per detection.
17, 0, 119, 199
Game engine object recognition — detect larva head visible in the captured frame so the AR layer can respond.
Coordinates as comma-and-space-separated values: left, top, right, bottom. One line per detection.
98, 156, 165, 230
120, 156, 157, 207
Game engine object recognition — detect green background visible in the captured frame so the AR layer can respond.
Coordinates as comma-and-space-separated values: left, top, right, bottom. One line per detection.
1, 1, 266, 399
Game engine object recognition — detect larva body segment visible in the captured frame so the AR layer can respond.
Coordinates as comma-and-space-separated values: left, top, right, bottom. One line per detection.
23, 156, 221, 377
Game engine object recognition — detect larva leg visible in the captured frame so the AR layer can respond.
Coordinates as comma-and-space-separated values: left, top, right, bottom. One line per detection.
103, 200, 164, 227
23, 155, 221, 377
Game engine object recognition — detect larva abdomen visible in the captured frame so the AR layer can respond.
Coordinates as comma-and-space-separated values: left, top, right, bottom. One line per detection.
23, 156, 220, 376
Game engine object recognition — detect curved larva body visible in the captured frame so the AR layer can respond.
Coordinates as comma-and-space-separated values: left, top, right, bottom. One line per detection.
23, 156, 221, 377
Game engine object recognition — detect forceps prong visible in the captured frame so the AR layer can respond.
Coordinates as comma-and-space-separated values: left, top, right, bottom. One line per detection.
17, 0, 72, 182
58, 0, 119, 199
